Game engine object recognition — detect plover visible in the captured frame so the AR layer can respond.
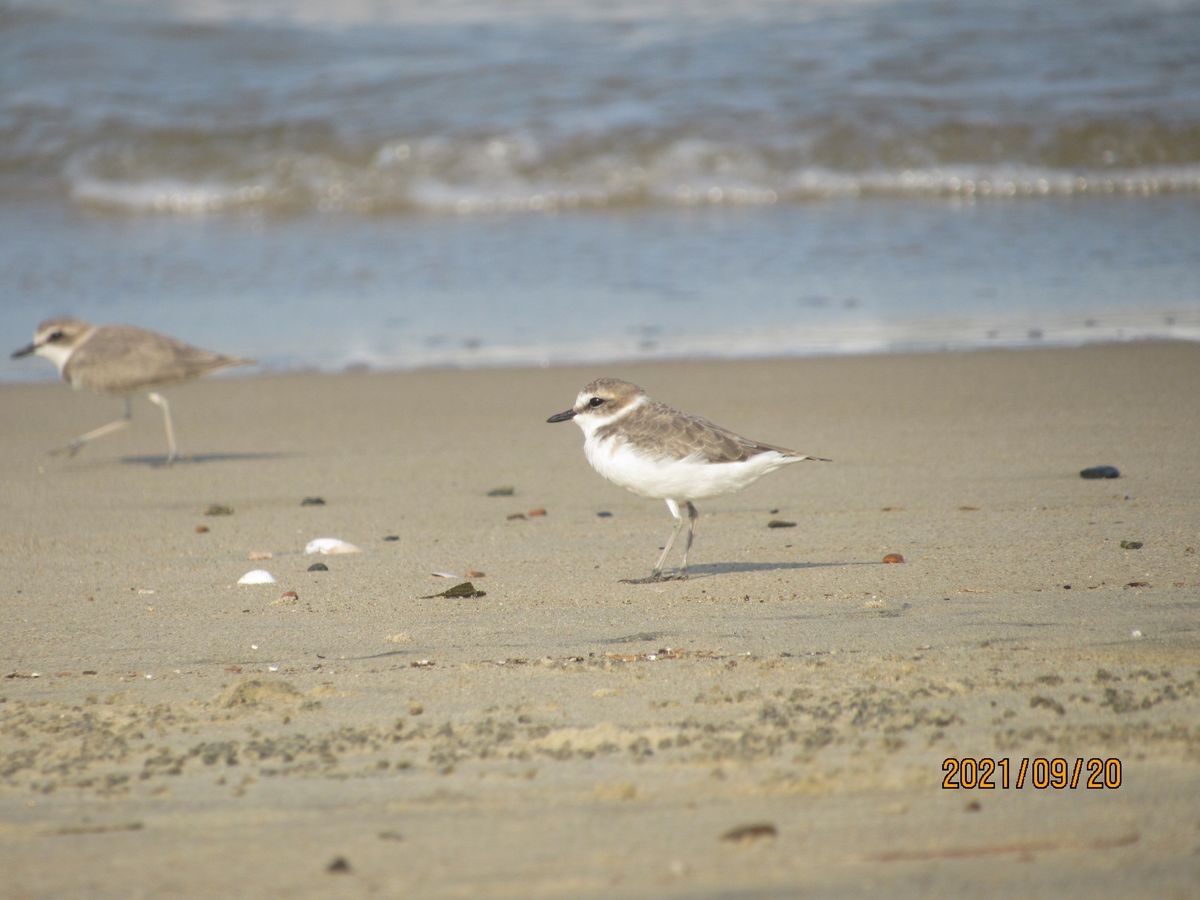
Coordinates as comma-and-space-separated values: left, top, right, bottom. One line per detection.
548, 378, 830, 581
11, 317, 253, 463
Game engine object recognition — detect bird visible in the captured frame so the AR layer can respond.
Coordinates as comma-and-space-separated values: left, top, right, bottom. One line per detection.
11, 317, 253, 463
547, 377, 829, 581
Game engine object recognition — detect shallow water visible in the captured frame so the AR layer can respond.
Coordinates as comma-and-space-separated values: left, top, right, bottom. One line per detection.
3, 0, 1198, 376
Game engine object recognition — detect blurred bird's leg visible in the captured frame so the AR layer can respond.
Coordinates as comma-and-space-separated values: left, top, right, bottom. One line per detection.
51, 396, 132, 457
147, 392, 177, 464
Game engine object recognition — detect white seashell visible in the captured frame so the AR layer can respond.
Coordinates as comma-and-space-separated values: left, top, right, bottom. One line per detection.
305, 537, 363, 555
238, 569, 277, 585
431, 571, 460, 579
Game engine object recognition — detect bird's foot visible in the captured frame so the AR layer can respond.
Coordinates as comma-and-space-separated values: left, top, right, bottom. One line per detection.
48, 441, 85, 458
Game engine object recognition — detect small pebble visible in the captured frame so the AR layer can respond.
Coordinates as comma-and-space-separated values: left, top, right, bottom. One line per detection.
720, 823, 778, 843
1080, 465, 1120, 479
205, 504, 234, 516
326, 857, 351, 874
1119, 540, 1143, 550
487, 486, 515, 497
596, 511, 613, 518
307, 563, 329, 572
527, 508, 547, 517
195, 525, 209, 534
300, 497, 326, 506
279, 591, 299, 601
465, 569, 485, 578
247, 550, 273, 561
382, 535, 400, 542
882, 553, 905, 564
1130, 629, 1143, 639
767, 520, 796, 529
507, 513, 526, 521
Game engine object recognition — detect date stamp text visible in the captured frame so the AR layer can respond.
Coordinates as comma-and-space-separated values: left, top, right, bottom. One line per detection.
941, 757, 1122, 790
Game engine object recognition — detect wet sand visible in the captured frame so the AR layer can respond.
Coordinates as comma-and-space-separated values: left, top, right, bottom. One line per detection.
1, 343, 1198, 898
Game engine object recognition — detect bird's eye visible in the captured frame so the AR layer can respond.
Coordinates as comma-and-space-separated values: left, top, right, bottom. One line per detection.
47, 331, 64, 342
588, 396, 605, 408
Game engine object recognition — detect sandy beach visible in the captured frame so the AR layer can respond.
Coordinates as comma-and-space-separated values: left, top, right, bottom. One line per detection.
1, 343, 1198, 898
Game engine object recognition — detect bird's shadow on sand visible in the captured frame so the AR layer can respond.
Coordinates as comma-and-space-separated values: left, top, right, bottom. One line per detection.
627, 560, 878, 582
119, 452, 298, 467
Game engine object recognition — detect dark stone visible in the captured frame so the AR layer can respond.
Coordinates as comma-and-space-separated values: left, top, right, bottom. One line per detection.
307, 563, 329, 572
1080, 465, 1120, 479
301, 497, 326, 506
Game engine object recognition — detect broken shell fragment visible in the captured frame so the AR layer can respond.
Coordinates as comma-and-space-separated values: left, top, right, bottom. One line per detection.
248, 550, 273, 561
882, 553, 905, 564
238, 570, 277, 585
420, 582, 486, 599
305, 538, 362, 555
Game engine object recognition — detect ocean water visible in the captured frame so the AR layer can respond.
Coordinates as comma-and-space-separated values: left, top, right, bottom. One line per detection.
3, 0, 1199, 378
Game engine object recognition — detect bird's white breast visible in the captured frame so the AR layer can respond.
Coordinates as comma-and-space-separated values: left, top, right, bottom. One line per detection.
582, 432, 795, 501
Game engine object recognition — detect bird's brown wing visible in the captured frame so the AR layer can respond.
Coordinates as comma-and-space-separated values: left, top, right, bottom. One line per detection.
65, 326, 250, 394
603, 399, 807, 464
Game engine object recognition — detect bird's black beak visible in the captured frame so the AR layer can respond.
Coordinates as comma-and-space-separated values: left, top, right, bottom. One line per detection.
546, 409, 576, 423
11, 342, 37, 360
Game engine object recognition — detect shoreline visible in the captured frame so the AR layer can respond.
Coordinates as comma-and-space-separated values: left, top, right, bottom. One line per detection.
5, 333, 1200, 387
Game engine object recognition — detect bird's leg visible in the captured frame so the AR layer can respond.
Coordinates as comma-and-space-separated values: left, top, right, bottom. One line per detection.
648, 498, 686, 579
678, 501, 699, 577
52, 396, 132, 457
146, 392, 177, 464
